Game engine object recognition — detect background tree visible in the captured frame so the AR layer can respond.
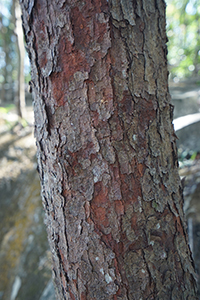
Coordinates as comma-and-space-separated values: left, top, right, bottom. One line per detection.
20, 0, 197, 299
0, 0, 28, 118
14, 0, 26, 118
0, 0, 16, 103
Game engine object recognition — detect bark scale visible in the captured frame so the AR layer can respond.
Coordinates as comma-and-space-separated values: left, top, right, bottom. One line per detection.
20, 0, 197, 299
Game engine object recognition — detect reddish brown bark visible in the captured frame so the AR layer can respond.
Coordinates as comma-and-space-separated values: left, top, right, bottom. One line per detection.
20, 0, 197, 299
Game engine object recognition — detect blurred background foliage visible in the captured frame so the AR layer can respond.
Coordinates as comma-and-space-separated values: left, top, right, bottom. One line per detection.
167, 0, 200, 82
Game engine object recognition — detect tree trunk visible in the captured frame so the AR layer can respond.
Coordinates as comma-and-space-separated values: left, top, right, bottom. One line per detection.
15, 0, 26, 118
20, 0, 197, 299
0, 12, 12, 102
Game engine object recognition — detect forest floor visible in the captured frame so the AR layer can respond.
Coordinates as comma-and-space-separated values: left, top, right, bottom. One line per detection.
0, 101, 55, 300
0, 80, 200, 299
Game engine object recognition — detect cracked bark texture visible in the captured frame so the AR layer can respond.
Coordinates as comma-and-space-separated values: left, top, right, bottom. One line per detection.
20, 0, 197, 299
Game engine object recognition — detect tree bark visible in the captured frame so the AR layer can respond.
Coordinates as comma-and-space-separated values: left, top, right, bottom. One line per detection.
20, 0, 197, 299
